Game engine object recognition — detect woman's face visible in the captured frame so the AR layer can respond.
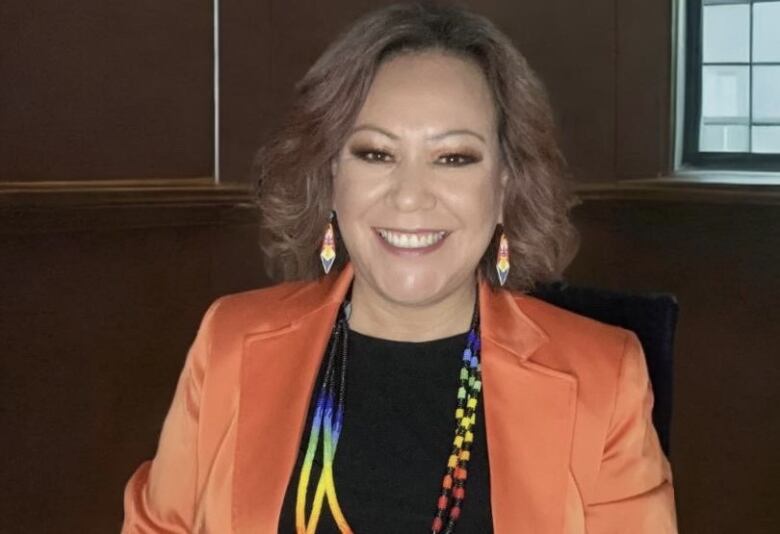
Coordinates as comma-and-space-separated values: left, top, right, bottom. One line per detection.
332, 51, 506, 307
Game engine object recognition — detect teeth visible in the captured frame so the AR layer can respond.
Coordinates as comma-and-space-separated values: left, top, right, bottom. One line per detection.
377, 229, 446, 249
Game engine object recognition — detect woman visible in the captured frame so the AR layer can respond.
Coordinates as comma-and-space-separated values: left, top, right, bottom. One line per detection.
123, 3, 676, 533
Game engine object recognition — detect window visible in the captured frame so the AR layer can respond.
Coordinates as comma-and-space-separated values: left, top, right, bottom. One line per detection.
681, 0, 780, 171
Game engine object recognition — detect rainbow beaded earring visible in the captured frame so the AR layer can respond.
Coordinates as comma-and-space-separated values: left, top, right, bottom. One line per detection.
496, 232, 510, 286
320, 212, 337, 274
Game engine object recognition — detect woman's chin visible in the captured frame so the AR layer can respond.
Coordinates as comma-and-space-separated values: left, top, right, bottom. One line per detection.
369, 265, 460, 307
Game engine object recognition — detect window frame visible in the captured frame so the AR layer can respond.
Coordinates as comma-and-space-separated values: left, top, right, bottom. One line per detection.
679, 0, 780, 172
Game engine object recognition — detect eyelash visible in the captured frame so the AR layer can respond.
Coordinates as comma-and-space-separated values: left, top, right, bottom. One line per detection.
438, 153, 480, 166
350, 149, 481, 167
353, 149, 393, 163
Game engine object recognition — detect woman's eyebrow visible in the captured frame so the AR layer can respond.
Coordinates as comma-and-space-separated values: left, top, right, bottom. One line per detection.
350, 124, 486, 144
349, 124, 400, 139
428, 129, 486, 144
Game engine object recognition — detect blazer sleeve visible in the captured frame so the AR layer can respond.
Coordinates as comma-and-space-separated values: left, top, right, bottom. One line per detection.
121, 298, 222, 533
585, 331, 678, 533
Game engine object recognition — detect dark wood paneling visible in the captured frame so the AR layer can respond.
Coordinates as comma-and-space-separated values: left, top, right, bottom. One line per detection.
568, 200, 780, 533
0, 217, 267, 533
615, 0, 673, 178
0, 179, 255, 235
0, 1, 213, 181
472, 0, 616, 183
220, 0, 394, 184
219, 0, 619, 183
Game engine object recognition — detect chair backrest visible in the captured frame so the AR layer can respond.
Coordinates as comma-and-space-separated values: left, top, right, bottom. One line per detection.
530, 282, 678, 456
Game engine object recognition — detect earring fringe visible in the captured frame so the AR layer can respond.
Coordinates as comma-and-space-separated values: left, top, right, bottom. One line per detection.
320, 221, 336, 274
496, 232, 509, 286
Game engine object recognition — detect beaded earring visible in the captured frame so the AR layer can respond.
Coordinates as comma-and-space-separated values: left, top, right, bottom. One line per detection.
320, 212, 336, 274
496, 232, 510, 286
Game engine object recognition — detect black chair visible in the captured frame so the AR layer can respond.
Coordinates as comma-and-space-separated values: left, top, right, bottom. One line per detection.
530, 282, 678, 456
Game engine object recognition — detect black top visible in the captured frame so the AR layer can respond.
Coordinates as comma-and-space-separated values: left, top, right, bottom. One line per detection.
278, 328, 493, 533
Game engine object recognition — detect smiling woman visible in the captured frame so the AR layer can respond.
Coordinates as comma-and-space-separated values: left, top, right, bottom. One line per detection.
254, 4, 578, 294
122, 3, 677, 533
332, 52, 506, 339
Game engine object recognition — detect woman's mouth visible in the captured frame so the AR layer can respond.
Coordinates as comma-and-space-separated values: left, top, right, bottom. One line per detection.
374, 228, 448, 253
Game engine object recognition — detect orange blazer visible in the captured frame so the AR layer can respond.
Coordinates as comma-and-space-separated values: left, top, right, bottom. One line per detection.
122, 264, 677, 533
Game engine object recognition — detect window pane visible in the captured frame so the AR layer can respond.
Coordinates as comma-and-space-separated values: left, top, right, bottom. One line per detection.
752, 126, 780, 153
700, 124, 749, 152
753, 1, 780, 62
752, 66, 780, 122
699, 124, 749, 152
703, 4, 750, 63
702, 66, 750, 122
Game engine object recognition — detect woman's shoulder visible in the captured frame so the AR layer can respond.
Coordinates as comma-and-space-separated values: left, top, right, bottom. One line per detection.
512, 292, 637, 377
213, 279, 313, 311
205, 278, 318, 334
512, 293, 655, 450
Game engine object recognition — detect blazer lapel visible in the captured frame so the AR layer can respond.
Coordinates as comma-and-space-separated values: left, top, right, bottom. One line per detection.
232, 266, 354, 533
479, 282, 578, 533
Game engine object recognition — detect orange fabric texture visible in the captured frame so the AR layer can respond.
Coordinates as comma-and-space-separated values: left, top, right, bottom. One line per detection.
122, 264, 677, 533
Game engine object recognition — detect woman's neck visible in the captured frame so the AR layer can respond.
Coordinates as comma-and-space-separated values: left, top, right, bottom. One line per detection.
346, 276, 477, 342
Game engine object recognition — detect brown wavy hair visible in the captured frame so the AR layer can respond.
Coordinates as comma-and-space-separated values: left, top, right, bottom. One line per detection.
254, 2, 579, 292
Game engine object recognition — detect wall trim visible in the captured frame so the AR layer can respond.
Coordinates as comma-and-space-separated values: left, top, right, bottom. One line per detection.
0, 177, 252, 209
575, 178, 780, 205
0, 178, 258, 234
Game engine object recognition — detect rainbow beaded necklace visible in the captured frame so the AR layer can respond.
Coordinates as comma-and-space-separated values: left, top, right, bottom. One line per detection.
294, 300, 482, 534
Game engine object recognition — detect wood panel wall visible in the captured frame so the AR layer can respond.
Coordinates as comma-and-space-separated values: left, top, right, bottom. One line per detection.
220, 0, 671, 183
1, 0, 778, 533
569, 198, 780, 533
1, 211, 266, 533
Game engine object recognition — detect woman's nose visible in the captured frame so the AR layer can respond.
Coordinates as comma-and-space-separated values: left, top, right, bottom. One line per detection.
387, 161, 437, 212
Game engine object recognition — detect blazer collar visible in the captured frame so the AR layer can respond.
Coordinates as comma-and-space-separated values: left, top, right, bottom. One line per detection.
252, 262, 551, 361
233, 264, 577, 533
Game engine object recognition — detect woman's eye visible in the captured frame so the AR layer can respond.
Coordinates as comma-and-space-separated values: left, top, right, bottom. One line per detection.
352, 149, 394, 163
437, 153, 480, 166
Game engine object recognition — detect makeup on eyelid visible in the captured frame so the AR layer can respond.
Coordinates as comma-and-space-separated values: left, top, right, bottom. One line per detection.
347, 146, 483, 166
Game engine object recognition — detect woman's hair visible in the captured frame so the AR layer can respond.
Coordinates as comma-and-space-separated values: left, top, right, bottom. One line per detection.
254, 2, 579, 291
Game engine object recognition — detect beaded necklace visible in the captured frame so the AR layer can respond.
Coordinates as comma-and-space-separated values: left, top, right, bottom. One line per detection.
294, 300, 482, 534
